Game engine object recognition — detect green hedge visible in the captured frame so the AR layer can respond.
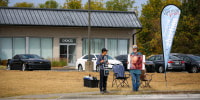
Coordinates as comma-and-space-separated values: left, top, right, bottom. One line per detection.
51, 59, 67, 67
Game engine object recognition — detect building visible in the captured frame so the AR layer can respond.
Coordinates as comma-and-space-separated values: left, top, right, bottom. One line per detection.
0, 7, 142, 66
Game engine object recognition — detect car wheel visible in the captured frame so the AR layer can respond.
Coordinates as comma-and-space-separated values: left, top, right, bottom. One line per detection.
78, 65, 83, 72
22, 63, 26, 71
158, 66, 164, 73
96, 65, 100, 72
191, 66, 198, 73
7, 64, 11, 70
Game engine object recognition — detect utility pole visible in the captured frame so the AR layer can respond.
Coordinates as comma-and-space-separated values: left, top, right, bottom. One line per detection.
88, 0, 91, 62
85, 0, 93, 72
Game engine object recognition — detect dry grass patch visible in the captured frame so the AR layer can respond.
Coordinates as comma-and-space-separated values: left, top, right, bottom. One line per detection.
0, 70, 200, 98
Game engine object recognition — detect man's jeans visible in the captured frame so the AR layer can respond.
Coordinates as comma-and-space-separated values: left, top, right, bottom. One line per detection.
130, 71, 141, 91
100, 69, 108, 91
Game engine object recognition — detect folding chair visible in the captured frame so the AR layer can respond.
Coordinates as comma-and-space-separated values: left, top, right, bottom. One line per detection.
112, 65, 130, 88
140, 69, 153, 88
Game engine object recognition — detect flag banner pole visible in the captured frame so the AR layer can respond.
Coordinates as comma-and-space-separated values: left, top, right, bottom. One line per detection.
161, 4, 181, 87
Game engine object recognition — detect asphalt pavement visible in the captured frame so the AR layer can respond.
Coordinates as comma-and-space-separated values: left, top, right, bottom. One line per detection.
2, 91, 200, 100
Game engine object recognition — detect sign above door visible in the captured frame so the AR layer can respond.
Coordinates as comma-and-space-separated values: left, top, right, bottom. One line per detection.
60, 38, 76, 44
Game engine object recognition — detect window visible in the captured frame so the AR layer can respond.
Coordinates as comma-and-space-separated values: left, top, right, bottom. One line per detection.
13, 38, 26, 55
148, 56, 155, 61
155, 56, 161, 60
29, 38, 40, 56
41, 38, 53, 59
13, 55, 20, 59
0, 38, 12, 60
83, 55, 88, 59
184, 57, 191, 62
29, 37, 53, 59
107, 39, 129, 58
83, 55, 95, 60
82, 38, 105, 55
169, 56, 180, 60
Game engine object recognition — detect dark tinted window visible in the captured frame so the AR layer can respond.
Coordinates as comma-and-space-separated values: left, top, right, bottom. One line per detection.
83, 55, 95, 60
13, 55, 19, 59
148, 56, 155, 61
184, 57, 191, 62
116, 55, 122, 60
91, 55, 95, 59
155, 56, 162, 60
83, 55, 88, 59
190, 56, 200, 61
21, 55, 41, 59
175, 56, 184, 60
169, 56, 180, 60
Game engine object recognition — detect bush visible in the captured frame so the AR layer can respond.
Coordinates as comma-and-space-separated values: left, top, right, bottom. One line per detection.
2, 60, 7, 66
0, 58, 1, 65
51, 59, 67, 67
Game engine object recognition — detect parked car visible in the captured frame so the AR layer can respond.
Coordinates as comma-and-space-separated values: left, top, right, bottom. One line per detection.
7, 54, 51, 71
147, 54, 185, 73
76, 54, 123, 72
171, 54, 200, 73
115, 55, 155, 72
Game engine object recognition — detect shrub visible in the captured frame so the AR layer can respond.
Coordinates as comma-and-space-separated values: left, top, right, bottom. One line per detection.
2, 60, 7, 66
51, 59, 67, 67
0, 58, 1, 65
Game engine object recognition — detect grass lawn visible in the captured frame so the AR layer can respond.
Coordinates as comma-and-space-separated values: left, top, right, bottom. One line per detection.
0, 70, 200, 98
0, 65, 6, 69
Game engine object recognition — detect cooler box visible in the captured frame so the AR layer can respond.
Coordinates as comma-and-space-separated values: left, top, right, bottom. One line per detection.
83, 77, 99, 88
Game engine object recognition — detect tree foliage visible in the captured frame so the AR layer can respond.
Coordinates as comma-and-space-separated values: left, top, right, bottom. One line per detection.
84, 0, 105, 10
106, 0, 135, 11
63, 0, 82, 9
0, 0, 9, 7
137, 0, 200, 56
13, 2, 34, 8
44, 0, 59, 8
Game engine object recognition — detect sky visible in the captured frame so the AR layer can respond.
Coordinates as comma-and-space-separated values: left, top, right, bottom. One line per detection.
8, 0, 148, 16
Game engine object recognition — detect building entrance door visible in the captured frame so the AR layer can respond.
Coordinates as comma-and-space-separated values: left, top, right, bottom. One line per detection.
60, 45, 76, 66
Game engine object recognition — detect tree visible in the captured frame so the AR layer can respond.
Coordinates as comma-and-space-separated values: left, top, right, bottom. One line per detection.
137, 0, 182, 56
106, 0, 135, 11
0, 0, 9, 7
172, 0, 200, 54
38, 4, 45, 8
63, 0, 82, 9
44, 0, 59, 8
84, 0, 105, 10
13, 2, 34, 8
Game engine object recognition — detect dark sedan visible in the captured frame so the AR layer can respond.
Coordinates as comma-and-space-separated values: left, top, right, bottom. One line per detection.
172, 54, 200, 73
7, 54, 51, 71
147, 55, 185, 73
115, 55, 155, 72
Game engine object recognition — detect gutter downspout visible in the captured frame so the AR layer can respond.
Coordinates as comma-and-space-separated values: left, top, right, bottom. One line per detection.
132, 28, 142, 45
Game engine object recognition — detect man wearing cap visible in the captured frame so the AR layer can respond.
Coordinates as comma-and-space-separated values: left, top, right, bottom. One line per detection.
127, 45, 145, 91
96, 48, 109, 94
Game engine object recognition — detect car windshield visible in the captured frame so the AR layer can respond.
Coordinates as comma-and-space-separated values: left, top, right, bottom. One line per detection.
190, 56, 200, 61
95, 55, 113, 60
21, 55, 42, 59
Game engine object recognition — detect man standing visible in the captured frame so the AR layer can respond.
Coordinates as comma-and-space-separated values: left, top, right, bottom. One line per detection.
96, 48, 109, 94
128, 45, 144, 91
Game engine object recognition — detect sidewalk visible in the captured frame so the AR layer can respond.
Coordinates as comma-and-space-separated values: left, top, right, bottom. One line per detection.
2, 90, 200, 100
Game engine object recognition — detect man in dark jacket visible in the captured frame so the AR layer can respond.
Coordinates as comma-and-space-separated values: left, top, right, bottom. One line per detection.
96, 48, 109, 94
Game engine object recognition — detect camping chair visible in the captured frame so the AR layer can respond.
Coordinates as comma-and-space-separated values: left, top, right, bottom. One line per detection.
140, 69, 153, 88
112, 65, 130, 88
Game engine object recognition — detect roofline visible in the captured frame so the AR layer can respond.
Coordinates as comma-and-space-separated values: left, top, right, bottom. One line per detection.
0, 7, 136, 14
0, 24, 143, 29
